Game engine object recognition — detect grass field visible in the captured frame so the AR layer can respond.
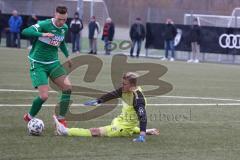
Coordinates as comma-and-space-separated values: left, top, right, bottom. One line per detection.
0, 47, 240, 160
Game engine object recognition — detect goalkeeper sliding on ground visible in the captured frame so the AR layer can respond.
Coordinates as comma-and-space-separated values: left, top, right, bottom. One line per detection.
53, 72, 159, 142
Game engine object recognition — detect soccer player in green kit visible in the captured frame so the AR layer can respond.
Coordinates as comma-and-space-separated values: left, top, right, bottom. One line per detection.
22, 6, 72, 127
53, 72, 160, 142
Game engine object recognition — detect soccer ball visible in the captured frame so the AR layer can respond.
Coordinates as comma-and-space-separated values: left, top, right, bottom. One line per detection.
27, 118, 44, 136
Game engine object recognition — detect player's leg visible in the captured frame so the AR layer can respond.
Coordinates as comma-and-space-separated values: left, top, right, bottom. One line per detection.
93, 38, 97, 54
195, 42, 200, 62
53, 115, 92, 136
103, 37, 108, 54
130, 40, 136, 57
52, 75, 72, 126
89, 38, 93, 53
17, 33, 21, 48
71, 33, 76, 53
24, 85, 49, 121
75, 33, 80, 53
192, 42, 196, 60
188, 42, 194, 62
67, 125, 126, 137
170, 40, 175, 60
136, 40, 142, 57
54, 116, 124, 137
24, 62, 49, 122
49, 61, 72, 126
164, 40, 169, 59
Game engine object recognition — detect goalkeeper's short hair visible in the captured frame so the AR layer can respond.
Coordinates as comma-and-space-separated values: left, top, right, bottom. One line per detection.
123, 72, 139, 86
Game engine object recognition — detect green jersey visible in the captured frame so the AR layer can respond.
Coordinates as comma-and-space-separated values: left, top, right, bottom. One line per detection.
22, 18, 69, 63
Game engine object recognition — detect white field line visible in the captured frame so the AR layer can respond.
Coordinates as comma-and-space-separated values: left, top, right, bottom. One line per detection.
1, 88, 240, 102
0, 103, 240, 107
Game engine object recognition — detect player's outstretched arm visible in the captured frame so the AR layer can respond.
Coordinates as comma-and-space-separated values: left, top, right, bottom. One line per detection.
83, 88, 122, 106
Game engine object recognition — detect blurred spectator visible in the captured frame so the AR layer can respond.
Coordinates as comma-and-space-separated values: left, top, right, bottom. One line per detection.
70, 12, 83, 54
162, 18, 177, 61
8, 10, 22, 48
129, 17, 145, 58
27, 14, 38, 49
187, 18, 201, 63
88, 16, 100, 54
102, 17, 115, 55
0, 10, 3, 45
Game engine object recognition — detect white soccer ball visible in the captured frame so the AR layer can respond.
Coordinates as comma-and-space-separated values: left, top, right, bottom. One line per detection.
27, 118, 44, 136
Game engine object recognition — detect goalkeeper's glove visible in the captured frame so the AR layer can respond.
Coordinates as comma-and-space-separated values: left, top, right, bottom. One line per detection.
133, 135, 145, 142
83, 99, 99, 106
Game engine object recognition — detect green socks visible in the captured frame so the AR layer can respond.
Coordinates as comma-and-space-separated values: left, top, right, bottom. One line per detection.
29, 90, 71, 118
59, 90, 71, 117
29, 96, 46, 117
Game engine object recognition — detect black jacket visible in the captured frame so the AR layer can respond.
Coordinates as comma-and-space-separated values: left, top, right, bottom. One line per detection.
88, 21, 99, 39
190, 25, 201, 43
130, 23, 145, 41
70, 18, 83, 33
164, 24, 177, 41
0, 14, 4, 31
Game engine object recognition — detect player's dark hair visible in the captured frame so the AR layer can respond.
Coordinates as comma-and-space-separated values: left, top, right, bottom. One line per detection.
123, 72, 138, 86
56, 6, 68, 14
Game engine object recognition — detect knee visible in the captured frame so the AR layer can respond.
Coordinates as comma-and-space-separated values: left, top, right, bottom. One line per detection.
63, 82, 72, 91
40, 93, 48, 101
89, 128, 101, 137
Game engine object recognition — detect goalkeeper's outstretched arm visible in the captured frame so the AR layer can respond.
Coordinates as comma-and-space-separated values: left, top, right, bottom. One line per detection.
97, 87, 122, 103
84, 87, 123, 106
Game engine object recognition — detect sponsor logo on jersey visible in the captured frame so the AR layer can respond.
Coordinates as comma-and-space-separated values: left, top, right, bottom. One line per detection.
39, 35, 64, 47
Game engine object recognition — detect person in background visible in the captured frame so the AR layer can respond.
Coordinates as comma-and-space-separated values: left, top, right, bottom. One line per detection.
162, 18, 177, 61
0, 10, 3, 45
187, 18, 201, 63
70, 12, 83, 54
88, 16, 100, 54
129, 17, 145, 58
102, 17, 115, 55
27, 14, 38, 49
8, 10, 23, 48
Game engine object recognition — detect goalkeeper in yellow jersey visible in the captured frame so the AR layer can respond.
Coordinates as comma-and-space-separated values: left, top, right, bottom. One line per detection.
53, 72, 159, 142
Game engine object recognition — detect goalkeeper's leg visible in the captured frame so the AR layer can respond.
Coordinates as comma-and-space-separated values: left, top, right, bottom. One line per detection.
53, 115, 132, 137
53, 115, 92, 136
